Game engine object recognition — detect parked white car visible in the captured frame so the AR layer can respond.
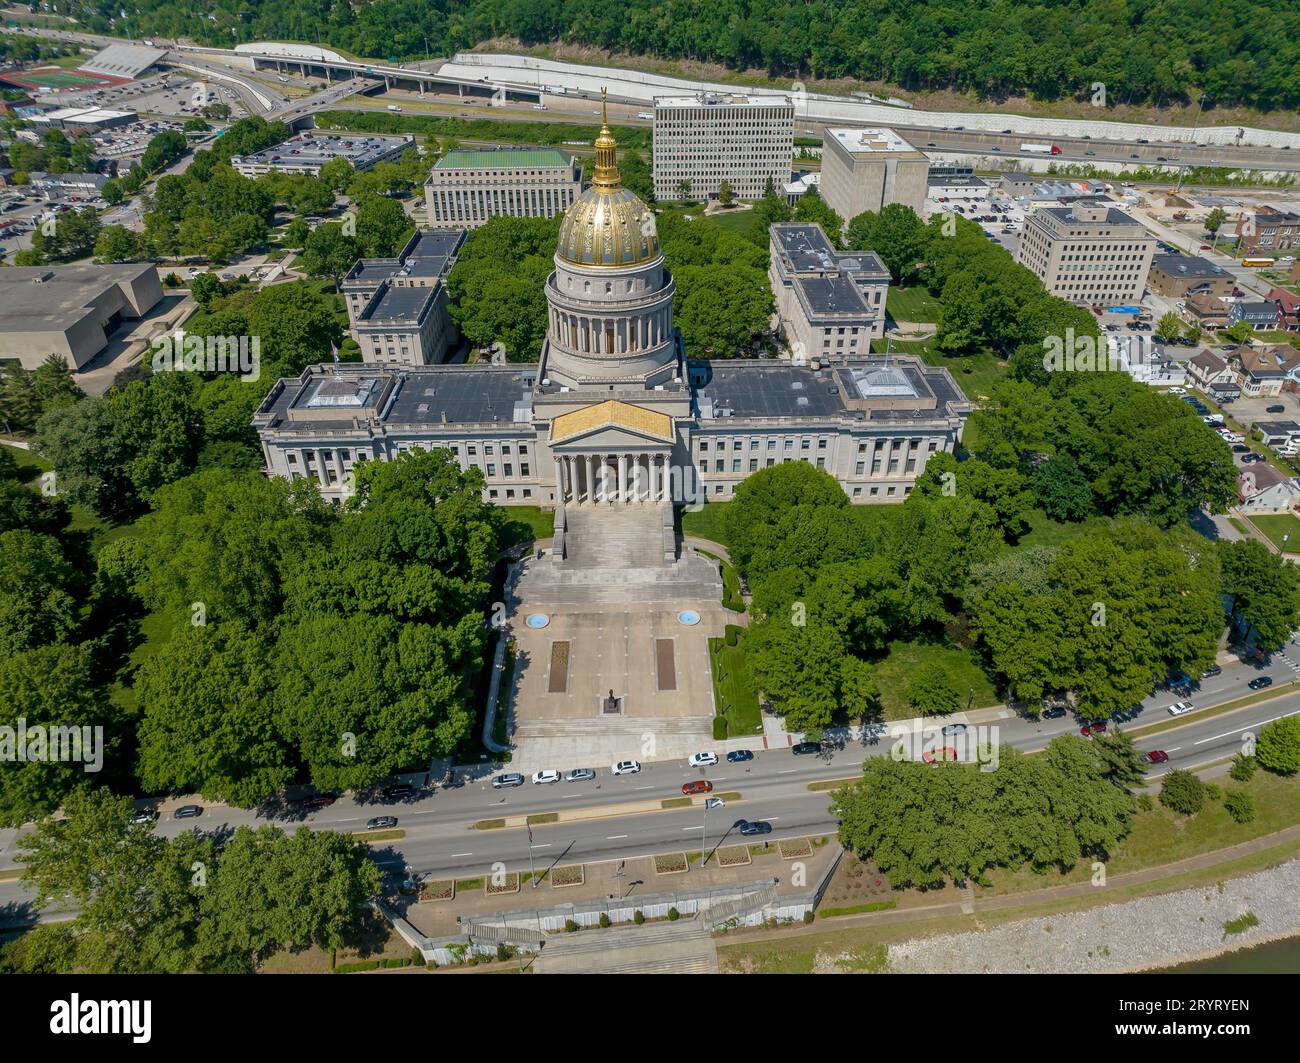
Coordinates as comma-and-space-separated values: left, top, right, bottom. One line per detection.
532, 769, 561, 784
611, 760, 642, 776
1167, 701, 1195, 716
688, 752, 718, 767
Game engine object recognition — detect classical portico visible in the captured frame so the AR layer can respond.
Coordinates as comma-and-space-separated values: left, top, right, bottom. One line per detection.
553, 451, 674, 504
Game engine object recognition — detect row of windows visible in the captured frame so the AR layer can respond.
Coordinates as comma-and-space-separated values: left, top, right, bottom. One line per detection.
699, 436, 932, 453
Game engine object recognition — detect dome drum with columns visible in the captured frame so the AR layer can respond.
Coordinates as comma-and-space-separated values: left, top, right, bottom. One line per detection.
540, 90, 681, 391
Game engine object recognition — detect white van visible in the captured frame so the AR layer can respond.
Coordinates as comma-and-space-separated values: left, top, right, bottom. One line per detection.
386, 104, 402, 112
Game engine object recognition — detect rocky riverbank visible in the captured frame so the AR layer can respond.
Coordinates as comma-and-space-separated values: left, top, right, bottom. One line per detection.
886, 859, 1300, 973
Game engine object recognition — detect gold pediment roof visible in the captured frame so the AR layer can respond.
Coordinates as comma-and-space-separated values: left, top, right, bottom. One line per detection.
550, 400, 674, 444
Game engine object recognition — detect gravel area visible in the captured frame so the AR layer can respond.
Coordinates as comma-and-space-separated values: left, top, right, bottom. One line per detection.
888, 859, 1300, 973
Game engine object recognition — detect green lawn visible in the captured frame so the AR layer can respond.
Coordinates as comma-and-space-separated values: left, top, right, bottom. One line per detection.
886, 287, 941, 324
710, 633, 763, 739
871, 640, 1000, 719
704, 207, 757, 235
981, 770, 1300, 896
681, 501, 731, 545
1246, 512, 1300, 553
499, 505, 554, 549
1006, 508, 1112, 552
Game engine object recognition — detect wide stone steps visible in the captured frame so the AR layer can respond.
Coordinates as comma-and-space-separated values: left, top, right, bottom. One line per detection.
514, 716, 714, 738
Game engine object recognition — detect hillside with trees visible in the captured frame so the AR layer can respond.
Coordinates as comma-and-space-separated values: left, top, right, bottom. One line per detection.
65, 0, 1300, 112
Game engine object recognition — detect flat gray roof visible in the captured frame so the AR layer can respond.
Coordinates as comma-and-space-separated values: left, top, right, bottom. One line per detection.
1153, 253, 1229, 279
359, 284, 436, 326
0, 263, 153, 333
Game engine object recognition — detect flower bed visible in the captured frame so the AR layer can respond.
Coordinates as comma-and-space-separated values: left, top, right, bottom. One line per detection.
551, 864, 585, 888
486, 872, 520, 895
654, 852, 689, 875
717, 846, 752, 867
778, 837, 813, 859
420, 880, 454, 901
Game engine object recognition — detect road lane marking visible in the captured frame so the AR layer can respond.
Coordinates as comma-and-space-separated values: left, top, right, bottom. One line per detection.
606, 835, 627, 840
1195, 707, 1300, 744
449, 852, 473, 858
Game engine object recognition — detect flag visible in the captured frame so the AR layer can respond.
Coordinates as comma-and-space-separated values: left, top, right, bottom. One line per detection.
330, 342, 340, 364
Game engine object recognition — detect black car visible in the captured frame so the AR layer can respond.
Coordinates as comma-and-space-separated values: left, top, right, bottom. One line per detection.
1041, 707, 1067, 720
366, 816, 398, 830
1242, 454, 1266, 464
1267, 405, 1286, 414
174, 804, 203, 819
726, 749, 754, 763
1232, 444, 1250, 454
382, 784, 414, 801
734, 819, 773, 836
791, 741, 820, 756
1248, 676, 1274, 690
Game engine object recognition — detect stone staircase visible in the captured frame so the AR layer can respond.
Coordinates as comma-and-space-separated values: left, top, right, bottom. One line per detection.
515, 502, 721, 605
514, 715, 715, 739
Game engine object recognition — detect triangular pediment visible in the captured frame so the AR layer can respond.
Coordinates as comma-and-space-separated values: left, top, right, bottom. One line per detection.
549, 400, 674, 446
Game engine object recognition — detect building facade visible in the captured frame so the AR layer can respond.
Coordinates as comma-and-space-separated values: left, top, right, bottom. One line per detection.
651, 93, 793, 202
768, 222, 890, 355
424, 148, 582, 227
1236, 207, 1300, 254
1016, 202, 1156, 305
341, 229, 465, 366
254, 102, 970, 510
819, 128, 928, 223
1148, 253, 1234, 300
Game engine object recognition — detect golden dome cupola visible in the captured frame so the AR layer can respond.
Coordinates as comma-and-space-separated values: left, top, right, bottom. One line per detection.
556, 88, 660, 269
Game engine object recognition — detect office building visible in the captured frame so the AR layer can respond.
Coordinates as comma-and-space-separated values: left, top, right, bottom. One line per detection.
341, 229, 466, 366
1016, 202, 1156, 305
425, 148, 581, 227
652, 92, 793, 202
768, 222, 890, 356
819, 127, 929, 223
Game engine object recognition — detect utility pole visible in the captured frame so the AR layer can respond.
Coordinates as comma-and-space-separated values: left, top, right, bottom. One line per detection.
527, 822, 538, 887
1174, 95, 1210, 196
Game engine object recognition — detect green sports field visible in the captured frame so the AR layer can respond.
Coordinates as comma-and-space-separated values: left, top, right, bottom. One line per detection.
16, 68, 106, 88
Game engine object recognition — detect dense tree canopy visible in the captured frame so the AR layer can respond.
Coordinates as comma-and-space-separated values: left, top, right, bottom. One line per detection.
72, 1, 1300, 112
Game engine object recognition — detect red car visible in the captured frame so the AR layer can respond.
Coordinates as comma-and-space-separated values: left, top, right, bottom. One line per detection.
1199, 244, 1212, 250
682, 780, 713, 795
301, 794, 337, 811
1080, 722, 1109, 737
1146, 750, 1170, 764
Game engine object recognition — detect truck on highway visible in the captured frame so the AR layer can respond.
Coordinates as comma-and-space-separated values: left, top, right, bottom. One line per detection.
546, 85, 567, 95
1020, 142, 1062, 154
386, 104, 402, 111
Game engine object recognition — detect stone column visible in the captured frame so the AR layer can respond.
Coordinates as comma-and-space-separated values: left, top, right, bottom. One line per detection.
617, 454, 628, 503
554, 458, 564, 504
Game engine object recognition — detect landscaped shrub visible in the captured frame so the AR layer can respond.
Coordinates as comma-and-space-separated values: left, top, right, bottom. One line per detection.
564, 918, 578, 933
1205, 783, 1222, 801
803, 911, 816, 924
598, 912, 610, 928
1136, 793, 1154, 812
1224, 788, 1257, 824
724, 624, 742, 647
668, 907, 680, 921
1230, 754, 1257, 782
1160, 769, 1206, 815
633, 910, 645, 925
1257, 716, 1300, 775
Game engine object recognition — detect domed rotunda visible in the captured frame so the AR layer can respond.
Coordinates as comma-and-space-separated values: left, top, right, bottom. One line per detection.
541, 91, 679, 389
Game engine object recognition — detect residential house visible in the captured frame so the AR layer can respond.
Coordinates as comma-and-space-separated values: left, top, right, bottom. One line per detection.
1182, 294, 1230, 331
1266, 287, 1300, 333
1235, 345, 1300, 396
1186, 348, 1237, 393
1237, 463, 1300, 515
1229, 301, 1282, 331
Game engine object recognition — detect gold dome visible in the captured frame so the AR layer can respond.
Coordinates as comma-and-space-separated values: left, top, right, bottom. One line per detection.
556, 88, 659, 269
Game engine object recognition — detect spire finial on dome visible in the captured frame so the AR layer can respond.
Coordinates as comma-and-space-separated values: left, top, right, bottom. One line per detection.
592, 86, 620, 189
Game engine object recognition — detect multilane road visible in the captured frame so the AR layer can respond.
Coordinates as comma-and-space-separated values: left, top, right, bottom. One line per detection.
2, 645, 1298, 919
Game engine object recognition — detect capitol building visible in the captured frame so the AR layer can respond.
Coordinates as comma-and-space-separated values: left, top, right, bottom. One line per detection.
253, 98, 971, 518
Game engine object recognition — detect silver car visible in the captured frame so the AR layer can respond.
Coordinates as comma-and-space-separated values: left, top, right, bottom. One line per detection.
564, 768, 595, 782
